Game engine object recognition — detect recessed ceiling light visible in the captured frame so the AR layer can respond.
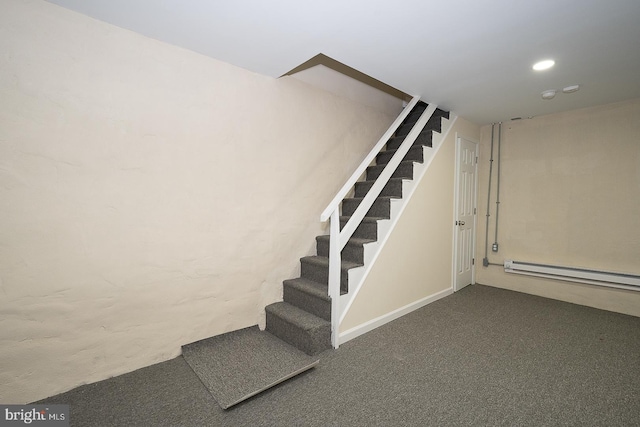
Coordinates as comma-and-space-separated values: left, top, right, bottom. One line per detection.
533, 59, 555, 71
563, 84, 580, 93
541, 89, 557, 100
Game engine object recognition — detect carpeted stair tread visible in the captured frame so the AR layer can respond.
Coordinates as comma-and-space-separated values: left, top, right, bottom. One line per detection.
433, 107, 450, 119
266, 301, 330, 330
339, 215, 384, 240
339, 215, 386, 224
366, 160, 415, 180
283, 278, 335, 321
404, 106, 448, 122
315, 235, 375, 247
377, 145, 424, 165
356, 178, 405, 186
354, 177, 404, 198
181, 326, 318, 409
265, 301, 331, 355
300, 255, 362, 271
386, 134, 433, 150
284, 277, 330, 301
343, 195, 398, 201
315, 234, 375, 264
396, 119, 441, 137
341, 196, 392, 219
300, 255, 362, 289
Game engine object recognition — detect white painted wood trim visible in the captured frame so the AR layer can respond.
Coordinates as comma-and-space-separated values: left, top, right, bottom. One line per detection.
338, 114, 458, 325
338, 104, 437, 250
338, 288, 454, 344
320, 96, 421, 222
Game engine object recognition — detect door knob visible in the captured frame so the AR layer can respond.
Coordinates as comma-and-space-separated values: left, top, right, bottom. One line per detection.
458, 221, 465, 226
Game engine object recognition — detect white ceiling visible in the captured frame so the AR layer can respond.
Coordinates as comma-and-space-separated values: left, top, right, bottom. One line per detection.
46, 0, 640, 124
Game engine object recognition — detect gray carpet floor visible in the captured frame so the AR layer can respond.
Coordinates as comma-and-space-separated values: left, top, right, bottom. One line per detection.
37, 284, 640, 426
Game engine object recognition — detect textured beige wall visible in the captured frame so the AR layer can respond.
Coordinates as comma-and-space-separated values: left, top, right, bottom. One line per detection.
341, 117, 481, 331
0, 0, 398, 403
476, 99, 640, 316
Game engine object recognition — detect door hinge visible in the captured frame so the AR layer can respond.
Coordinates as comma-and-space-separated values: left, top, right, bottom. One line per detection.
475, 156, 478, 164
472, 258, 475, 265
474, 207, 476, 215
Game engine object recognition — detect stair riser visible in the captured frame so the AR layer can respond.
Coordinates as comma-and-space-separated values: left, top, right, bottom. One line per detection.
387, 132, 433, 150
354, 179, 403, 198
340, 219, 378, 240
376, 146, 423, 166
265, 311, 331, 356
342, 198, 391, 219
283, 285, 331, 322
300, 260, 349, 291
366, 162, 414, 181
316, 239, 365, 265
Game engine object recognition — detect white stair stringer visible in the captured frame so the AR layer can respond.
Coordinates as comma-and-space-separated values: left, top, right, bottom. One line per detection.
339, 113, 458, 332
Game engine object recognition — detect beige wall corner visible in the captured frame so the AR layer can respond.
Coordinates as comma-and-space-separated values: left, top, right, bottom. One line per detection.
0, 0, 396, 403
340, 117, 480, 333
475, 98, 640, 317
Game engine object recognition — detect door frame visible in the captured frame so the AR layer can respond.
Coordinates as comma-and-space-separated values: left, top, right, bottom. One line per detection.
452, 134, 479, 291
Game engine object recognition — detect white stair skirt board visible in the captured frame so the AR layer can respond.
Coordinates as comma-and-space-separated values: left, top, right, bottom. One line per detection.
339, 288, 453, 344
339, 115, 458, 327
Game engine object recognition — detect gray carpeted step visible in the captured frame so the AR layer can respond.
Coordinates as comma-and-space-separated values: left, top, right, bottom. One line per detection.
403, 107, 427, 123
342, 196, 394, 218
433, 107, 450, 120
377, 145, 424, 166
339, 215, 382, 240
386, 132, 433, 150
315, 235, 375, 265
403, 101, 428, 117
265, 301, 331, 356
396, 119, 441, 137
300, 255, 361, 291
366, 161, 415, 180
403, 104, 448, 124
355, 177, 404, 198
181, 326, 318, 409
283, 278, 332, 321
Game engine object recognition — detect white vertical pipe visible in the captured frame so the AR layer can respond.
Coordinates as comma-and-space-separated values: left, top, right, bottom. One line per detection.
493, 122, 502, 249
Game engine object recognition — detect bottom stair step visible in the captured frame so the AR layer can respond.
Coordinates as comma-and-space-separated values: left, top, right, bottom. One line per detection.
266, 301, 331, 356
181, 325, 318, 409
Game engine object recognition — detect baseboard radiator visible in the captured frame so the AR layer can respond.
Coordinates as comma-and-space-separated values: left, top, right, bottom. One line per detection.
504, 260, 640, 292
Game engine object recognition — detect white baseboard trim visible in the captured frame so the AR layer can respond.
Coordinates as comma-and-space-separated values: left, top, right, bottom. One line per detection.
338, 287, 453, 345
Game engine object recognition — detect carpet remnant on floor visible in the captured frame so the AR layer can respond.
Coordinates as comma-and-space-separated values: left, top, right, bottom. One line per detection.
181, 326, 318, 409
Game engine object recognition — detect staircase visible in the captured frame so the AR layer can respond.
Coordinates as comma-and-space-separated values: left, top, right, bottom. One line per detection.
265, 101, 450, 355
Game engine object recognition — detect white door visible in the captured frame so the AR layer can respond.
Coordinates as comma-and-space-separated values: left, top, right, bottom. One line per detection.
454, 137, 478, 291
